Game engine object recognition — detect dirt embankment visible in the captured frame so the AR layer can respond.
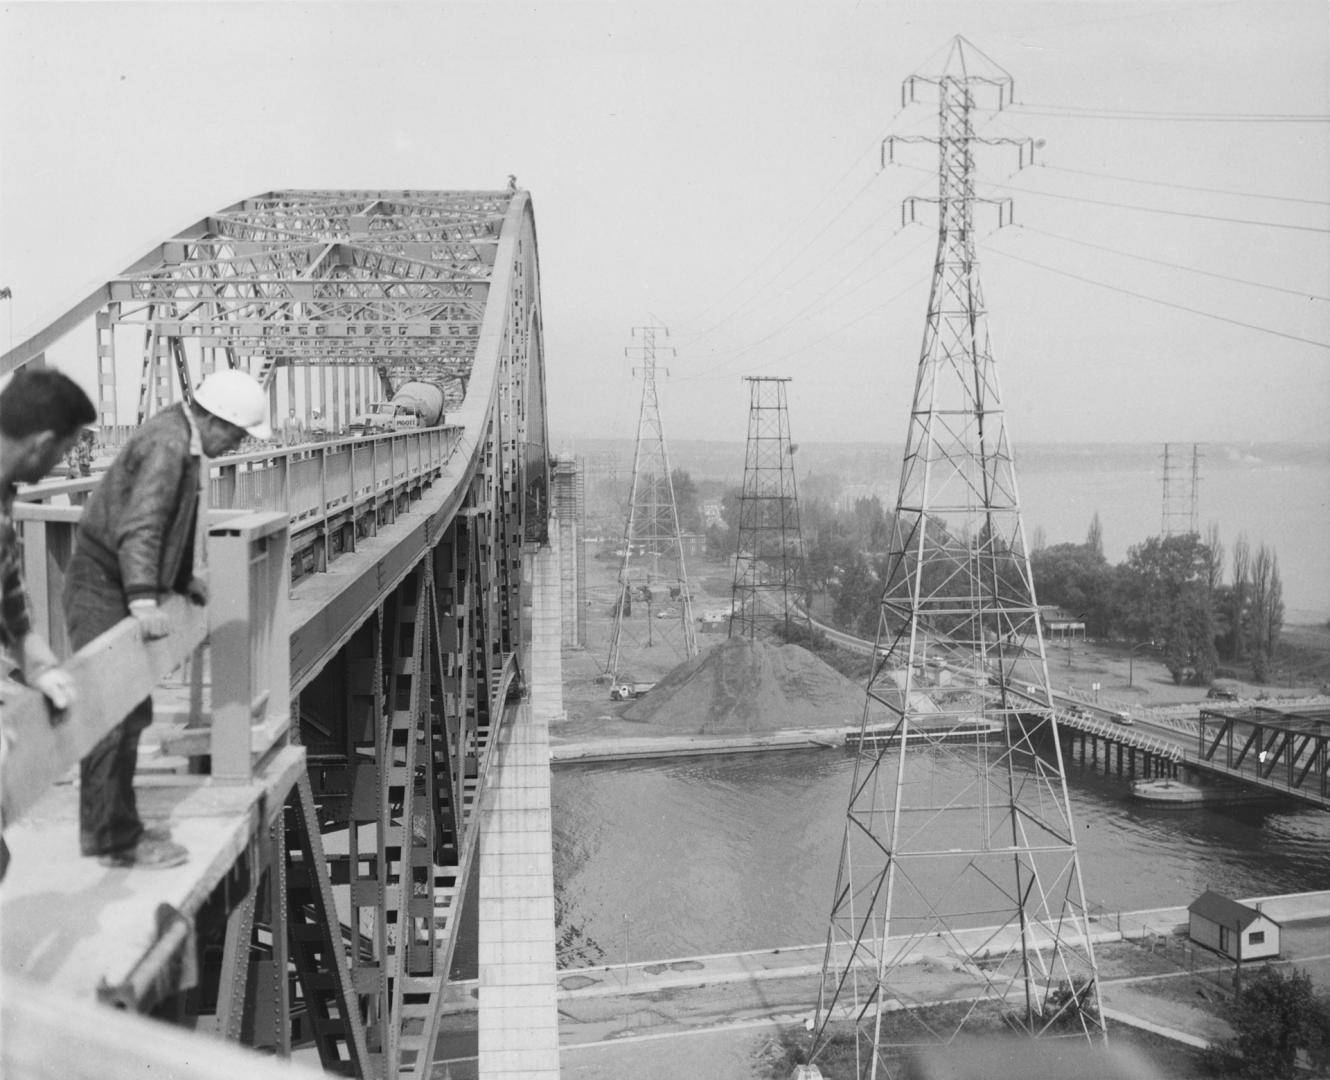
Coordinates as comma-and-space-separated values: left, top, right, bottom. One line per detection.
621, 637, 881, 735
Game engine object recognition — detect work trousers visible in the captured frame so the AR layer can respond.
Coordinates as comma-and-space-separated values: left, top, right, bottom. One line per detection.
65, 554, 153, 857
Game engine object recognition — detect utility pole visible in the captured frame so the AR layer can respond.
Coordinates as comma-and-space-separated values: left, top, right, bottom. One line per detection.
730, 377, 809, 641
1161, 442, 1202, 537
812, 38, 1104, 1077
606, 326, 698, 679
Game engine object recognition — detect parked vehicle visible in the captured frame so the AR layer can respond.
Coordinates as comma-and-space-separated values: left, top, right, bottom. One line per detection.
350, 380, 447, 434
610, 681, 656, 701
1207, 683, 1239, 701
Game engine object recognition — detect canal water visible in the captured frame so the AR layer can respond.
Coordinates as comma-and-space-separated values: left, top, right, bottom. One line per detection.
551, 748, 1330, 969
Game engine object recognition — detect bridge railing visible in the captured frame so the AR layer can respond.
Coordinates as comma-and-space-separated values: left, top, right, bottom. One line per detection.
2, 507, 292, 827
19, 425, 461, 552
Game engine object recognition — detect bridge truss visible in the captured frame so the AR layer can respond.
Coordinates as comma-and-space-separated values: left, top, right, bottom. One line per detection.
0, 190, 549, 1079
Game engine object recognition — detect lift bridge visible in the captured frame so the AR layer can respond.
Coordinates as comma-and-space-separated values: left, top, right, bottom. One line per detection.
0, 191, 558, 1078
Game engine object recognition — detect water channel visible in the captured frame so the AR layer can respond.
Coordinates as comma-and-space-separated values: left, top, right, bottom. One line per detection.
551, 747, 1330, 969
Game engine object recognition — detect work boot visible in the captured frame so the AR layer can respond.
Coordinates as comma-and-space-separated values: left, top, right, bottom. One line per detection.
97, 836, 188, 870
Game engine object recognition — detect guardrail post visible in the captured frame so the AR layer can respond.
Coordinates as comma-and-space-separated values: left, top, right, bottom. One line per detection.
207, 512, 291, 782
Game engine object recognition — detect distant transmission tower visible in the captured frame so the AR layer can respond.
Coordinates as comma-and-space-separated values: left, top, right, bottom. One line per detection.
606, 326, 698, 678
812, 39, 1104, 1076
1161, 442, 1201, 536
730, 377, 810, 640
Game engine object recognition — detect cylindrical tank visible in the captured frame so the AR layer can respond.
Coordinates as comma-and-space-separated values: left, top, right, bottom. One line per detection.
390, 381, 446, 426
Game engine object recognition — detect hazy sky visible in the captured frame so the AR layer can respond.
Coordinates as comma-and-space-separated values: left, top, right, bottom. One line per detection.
2, 1, 1327, 447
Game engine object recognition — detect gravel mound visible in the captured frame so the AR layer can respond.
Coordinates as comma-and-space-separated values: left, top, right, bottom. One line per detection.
621, 637, 881, 734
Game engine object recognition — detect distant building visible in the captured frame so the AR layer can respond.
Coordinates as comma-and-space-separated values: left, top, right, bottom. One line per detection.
1187, 890, 1280, 962
1039, 606, 1086, 641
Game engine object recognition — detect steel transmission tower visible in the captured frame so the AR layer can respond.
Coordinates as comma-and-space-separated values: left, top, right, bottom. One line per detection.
606, 326, 698, 678
730, 377, 810, 640
813, 39, 1104, 1076
1161, 442, 1201, 536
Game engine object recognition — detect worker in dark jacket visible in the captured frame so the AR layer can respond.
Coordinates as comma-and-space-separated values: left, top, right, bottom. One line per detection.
66, 369, 271, 869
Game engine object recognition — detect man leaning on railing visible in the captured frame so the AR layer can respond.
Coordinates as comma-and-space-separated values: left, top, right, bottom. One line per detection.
63, 370, 272, 871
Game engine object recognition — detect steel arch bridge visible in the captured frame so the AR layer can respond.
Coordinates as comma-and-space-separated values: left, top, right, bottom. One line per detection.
0, 190, 550, 1078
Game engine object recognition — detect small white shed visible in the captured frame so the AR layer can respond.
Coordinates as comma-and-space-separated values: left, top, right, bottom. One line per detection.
1187, 890, 1281, 962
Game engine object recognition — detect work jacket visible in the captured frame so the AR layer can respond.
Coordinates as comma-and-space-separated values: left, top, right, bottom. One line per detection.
72, 405, 201, 603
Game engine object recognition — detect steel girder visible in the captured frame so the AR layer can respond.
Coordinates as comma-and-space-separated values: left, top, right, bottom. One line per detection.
3, 190, 548, 1080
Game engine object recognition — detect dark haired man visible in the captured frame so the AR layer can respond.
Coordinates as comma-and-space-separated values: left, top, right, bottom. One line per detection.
0, 367, 97, 878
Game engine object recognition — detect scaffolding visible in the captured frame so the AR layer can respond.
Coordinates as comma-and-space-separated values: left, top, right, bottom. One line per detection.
813, 38, 1105, 1078
730, 377, 809, 641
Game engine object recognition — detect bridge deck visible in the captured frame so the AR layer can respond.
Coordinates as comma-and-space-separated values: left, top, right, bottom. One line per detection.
1, 745, 304, 1003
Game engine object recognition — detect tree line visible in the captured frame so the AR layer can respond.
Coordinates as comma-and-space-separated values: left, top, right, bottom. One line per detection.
704, 474, 1285, 685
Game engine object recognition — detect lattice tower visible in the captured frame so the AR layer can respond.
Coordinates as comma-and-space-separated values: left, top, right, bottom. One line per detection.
730, 377, 810, 640
1161, 442, 1201, 536
606, 326, 698, 678
812, 38, 1105, 1077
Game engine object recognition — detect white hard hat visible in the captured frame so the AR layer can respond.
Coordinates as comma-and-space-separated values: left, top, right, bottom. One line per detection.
193, 370, 273, 439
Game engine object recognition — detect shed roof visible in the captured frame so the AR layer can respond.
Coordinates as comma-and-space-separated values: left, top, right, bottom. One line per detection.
1038, 606, 1085, 624
1188, 890, 1279, 930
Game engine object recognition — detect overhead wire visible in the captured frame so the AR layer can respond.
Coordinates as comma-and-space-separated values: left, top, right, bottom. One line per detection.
987, 179, 1330, 234
1030, 162, 1330, 207
676, 224, 932, 379
677, 167, 887, 344
988, 245, 1330, 351
676, 132, 893, 334
1011, 224, 1330, 302
1008, 103, 1330, 123
674, 163, 939, 363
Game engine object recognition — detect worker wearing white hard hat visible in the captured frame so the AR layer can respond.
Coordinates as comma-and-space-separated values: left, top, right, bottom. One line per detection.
192, 368, 273, 445
60, 365, 271, 870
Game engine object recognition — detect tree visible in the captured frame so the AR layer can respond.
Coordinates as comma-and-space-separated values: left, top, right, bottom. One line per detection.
1225, 535, 1252, 663
670, 468, 702, 534
1247, 544, 1284, 682
1204, 965, 1330, 1078
1029, 542, 1112, 637
1119, 533, 1217, 683
1086, 511, 1103, 558
831, 552, 880, 638
1203, 522, 1226, 595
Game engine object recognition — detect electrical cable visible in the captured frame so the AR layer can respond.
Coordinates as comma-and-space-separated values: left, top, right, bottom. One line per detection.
678, 136, 888, 331
681, 168, 888, 342
1032, 162, 1330, 208
1009, 103, 1330, 123
680, 225, 931, 376
989, 246, 1330, 351
679, 269, 933, 383
1011, 224, 1330, 302
988, 179, 1330, 233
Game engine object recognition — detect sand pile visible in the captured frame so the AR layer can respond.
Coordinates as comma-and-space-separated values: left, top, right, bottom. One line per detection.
621, 637, 886, 734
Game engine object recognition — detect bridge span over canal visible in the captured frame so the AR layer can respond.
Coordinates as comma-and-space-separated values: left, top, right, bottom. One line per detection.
0, 191, 558, 1079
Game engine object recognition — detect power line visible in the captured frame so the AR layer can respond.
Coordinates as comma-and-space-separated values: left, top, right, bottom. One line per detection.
681, 225, 930, 376
674, 170, 938, 361
1032, 161, 1330, 207
1012, 224, 1330, 302
679, 269, 932, 383
989, 179, 1330, 233
1009, 102, 1330, 123
683, 168, 887, 341
679, 138, 885, 331
990, 245, 1330, 350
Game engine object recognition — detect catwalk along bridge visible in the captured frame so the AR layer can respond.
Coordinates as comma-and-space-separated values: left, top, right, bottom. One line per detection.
0, 191, 553, 1078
